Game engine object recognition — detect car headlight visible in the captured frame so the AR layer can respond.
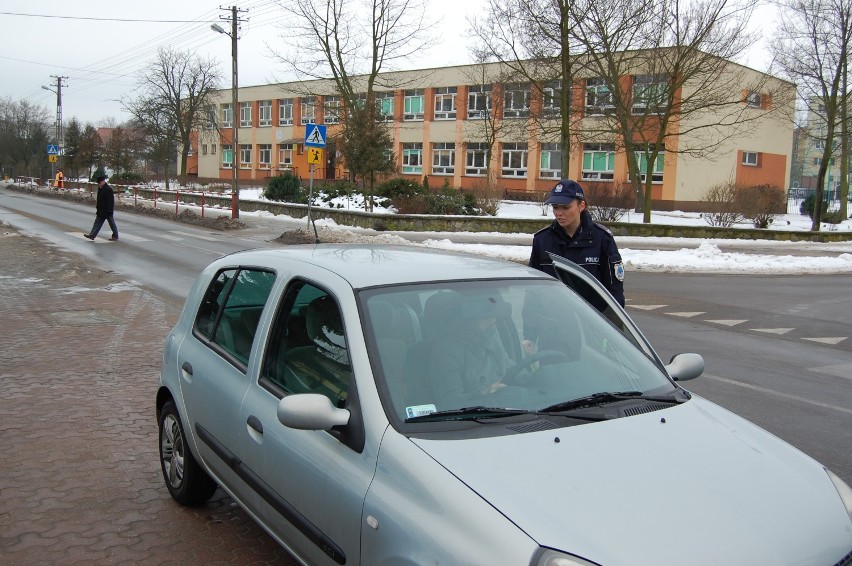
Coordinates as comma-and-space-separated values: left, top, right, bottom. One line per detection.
826, 468, 852, 522
532, 548, 600, 566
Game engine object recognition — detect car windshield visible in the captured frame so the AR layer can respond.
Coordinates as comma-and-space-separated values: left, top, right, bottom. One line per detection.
359, 279, 675, 424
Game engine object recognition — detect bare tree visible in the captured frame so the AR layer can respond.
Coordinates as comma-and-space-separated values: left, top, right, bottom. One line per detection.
469, 0, 589, 177
570, 0, 789, 222
271, 0, 433, 210
0, 98, 52, 180
123, 47, 221, 185
772, 0, 852, 228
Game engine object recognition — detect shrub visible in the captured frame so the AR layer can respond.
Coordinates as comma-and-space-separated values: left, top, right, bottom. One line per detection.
800, 193, 830, 219
737, 184, 785, 228
264, 171, 303, 202
109, 172, 145, 186
376, 177, 424, 199
90, 167, 107, 182
702, 182, 743, 227
584, 181, 634, 223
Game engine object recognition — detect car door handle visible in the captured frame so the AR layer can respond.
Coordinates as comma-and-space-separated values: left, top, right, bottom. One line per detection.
181, 361, 193, 375
247, 415, 263, 434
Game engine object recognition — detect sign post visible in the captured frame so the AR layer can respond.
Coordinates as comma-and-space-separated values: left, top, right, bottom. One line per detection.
304, 124, 327, 231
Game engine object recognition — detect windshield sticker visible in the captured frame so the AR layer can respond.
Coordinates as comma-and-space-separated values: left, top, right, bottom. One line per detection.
406, 404, 437, 419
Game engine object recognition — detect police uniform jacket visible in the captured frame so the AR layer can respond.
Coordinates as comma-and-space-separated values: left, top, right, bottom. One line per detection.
529, 210, 625, 306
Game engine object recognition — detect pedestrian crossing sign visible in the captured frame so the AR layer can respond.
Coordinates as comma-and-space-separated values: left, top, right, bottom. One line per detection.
304, 124, 326, 147
46, 144, 60, 155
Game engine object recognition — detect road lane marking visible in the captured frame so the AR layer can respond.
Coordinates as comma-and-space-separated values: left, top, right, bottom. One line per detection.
628, 304, 667, 310
705, 319, 748, 326
703, 373, 852, 416
169, 230, 220, 242
69, 232, 148, 242
811, 363, 852, 380
751, 328, 794, 334
666, 311, 706, 318
802, 337, 848, 345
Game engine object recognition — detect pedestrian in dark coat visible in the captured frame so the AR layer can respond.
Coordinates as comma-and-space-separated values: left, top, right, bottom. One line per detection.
83, 175, 119, 241
529, 179, 624, 306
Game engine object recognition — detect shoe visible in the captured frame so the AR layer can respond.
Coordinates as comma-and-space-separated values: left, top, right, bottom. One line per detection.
84, 233, 95, 240
109, 236, 119, 241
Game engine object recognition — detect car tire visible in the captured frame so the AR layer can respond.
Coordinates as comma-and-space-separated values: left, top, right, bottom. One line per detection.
158, 400, 217, 505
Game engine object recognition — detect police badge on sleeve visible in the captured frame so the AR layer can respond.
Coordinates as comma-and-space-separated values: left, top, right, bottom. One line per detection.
613, 261, 625, 282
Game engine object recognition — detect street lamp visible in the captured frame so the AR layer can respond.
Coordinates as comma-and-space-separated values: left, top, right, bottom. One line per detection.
212, 9, 240, 219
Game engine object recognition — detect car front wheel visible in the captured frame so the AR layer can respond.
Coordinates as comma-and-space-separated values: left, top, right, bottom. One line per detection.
159, 400, 217, 505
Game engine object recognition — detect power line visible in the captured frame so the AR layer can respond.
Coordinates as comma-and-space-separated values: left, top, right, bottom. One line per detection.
0, 11, 205, 23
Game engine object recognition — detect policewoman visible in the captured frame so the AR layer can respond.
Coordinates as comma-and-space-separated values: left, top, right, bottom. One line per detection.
529, 179, 625, 306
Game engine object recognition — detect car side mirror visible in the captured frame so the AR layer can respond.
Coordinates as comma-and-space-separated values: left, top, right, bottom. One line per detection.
665, 353, 704, 381
277, 394, 351, 430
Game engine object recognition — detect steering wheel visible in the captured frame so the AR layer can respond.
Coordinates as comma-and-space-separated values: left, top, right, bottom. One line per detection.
503, 350, 573, 384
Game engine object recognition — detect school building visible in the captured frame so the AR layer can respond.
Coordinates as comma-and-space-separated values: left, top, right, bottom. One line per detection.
185, 58, 795, 211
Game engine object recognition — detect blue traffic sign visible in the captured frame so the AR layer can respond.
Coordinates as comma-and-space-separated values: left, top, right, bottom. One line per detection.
304, 124, 326, 148
46, 144, 59, 155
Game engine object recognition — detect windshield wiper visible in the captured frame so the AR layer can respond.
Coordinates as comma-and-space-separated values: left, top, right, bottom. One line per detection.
405, 405, 607, 423
405, 406, 532, 423
541, 390, 686, 413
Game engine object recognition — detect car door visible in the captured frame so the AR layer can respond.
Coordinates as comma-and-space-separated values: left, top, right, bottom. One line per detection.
239, 279, 375, 565
549, 253, 665, 368
178, 267, 276, 508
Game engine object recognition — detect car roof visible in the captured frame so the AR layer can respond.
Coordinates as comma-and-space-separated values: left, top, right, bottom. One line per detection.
220, 244, 549, 289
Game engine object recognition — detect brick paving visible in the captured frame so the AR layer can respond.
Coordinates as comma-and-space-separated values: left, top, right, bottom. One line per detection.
0, 222, 298, 565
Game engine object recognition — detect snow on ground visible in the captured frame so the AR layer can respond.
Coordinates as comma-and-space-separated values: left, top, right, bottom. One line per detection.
234, 188, 852, 274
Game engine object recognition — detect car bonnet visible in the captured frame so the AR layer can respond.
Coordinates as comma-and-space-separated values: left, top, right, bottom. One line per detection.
409, 397, 852, 565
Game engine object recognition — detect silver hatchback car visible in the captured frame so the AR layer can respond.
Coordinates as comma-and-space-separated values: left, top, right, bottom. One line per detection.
157, 245, 852, 565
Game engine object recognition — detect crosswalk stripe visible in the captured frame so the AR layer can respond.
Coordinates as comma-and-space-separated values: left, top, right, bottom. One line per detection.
751, 328, 794, 335
70, 232, 149, 242
705, 319, 748, 326
666, 311, 706, 318
169, 230, 220, 242
627, 304, 666, 310
802, 337, 848, 345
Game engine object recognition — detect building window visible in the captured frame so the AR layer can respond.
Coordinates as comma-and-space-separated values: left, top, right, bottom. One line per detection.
632, 75, 668, 114
402, 142, 423, 174
212, 144, 217, 155
501, 142, 528, 177
465, 142, 489, 176
742, 151, 760, 166
503, 83, 531, 118
468, 84, 492, 119
324, 96, 341, 124
404, 90, 425, 121
301, 97, 316, 124
222, 103, 233, 128
278, 144, 293, 167
240, 102, 252, 127
258, 144, 272, 169
431, 142, 455, 175
203, 106, 216, 129
240, 144, 252, 168
222, 144, 233, 169
586, 77, 614, 115
542, 82, 561, 117
582, 144, 616, 181
539, 143, 563, 179
258, 100, 272, 126
746, 91, 762, 108
434, 87, 457, 120
201, 144, 208, 156
377, 93, 394, 121
635, 149, 664, 183
279, 98, 294, 125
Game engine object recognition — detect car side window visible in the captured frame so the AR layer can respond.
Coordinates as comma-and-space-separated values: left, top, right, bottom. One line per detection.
194, 268, 276, 365
262, 281, 351, 407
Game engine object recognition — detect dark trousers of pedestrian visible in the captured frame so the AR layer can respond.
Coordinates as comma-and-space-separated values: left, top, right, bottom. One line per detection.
90, 215, 118, 239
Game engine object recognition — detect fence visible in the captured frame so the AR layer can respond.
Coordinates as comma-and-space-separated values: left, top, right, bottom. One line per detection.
787, 187, 851, 214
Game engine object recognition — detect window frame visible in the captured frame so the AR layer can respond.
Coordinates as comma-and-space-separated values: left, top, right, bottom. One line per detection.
324, 96, 342, 124
301, 97, 317, 125
742, 151, 760, 166
239, 102, 252, 128
539, 143, 563, 179
278, 144, 293, 168
503, 83, 531, 119
279, 98, 294, 126
431, 142, 455, 175
258, 144, 272, 169
239, 144, 252, 169
465, 142, 489, 176
402, 142, 423, 174
582, 143, 616, 181
258, 100, 272, 127
404, 90, 425, 121
222, 103, 233, 128
222, 144, 234, 169
585, 77, 614, 115
467, 85, 492, 119
433, 87, 457, 120
632, 75, 668, 115
501, 142, 528, 178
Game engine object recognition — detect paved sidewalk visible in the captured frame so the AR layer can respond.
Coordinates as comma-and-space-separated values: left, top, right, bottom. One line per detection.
0, 222, 297, 565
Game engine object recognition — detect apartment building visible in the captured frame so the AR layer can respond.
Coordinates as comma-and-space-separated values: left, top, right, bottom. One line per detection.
186, 59, 795, 211
792, 99, 850, 197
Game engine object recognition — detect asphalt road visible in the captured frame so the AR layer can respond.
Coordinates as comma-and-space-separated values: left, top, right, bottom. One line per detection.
2, 186, 851, 488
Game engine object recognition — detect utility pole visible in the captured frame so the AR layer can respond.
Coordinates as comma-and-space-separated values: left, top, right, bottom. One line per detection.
212, 6, 246, 219
42, 75, 68, 176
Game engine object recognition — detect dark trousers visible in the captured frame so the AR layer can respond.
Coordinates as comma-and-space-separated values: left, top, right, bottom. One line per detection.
90, 215, 118, 238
